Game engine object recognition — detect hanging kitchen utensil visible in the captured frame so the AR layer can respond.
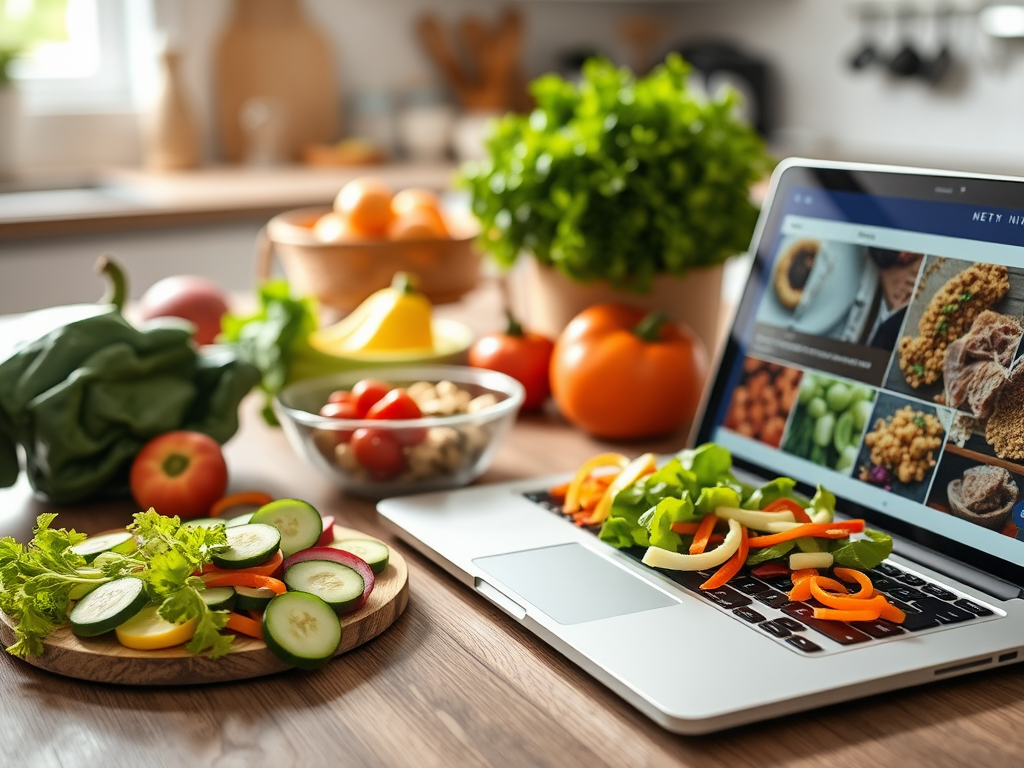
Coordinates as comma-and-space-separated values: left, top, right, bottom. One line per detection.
922, 4, 954, 85
848, 4, 882, 71
889, 7, 924, 78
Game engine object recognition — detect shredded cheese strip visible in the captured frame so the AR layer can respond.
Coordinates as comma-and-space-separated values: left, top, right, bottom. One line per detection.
714, 506, 796, 531
642, 519, 742, 571
586, 453, 657, 526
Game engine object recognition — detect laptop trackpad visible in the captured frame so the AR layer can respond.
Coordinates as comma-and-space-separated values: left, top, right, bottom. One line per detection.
473, 543, 678, 625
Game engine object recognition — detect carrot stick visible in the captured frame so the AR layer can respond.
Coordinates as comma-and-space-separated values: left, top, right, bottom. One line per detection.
201, 573, 286, 594
747, 521, 865, 548
763, 498, 812, 524
812, 607, 880, 622
689, 515, 719, 555
225, 612, 263, 640
700, 525, 749, 590
210, 491, 273, 518
669, 522, 702, 535
549, 482, 570, 500
833, 567, 874, 599
201, 550, 283, 579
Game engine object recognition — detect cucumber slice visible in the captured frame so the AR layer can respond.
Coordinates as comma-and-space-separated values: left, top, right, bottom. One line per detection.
211, 523, 282, 569
225, 512, 256, 528
71, 531, 137, 563
69, 573, 105, 601
234, 586, 276, 611
262, 592, 342, 669
69, 577, 149, 638
250, 499, 322, 558
199, 586, 236, 611
283, 559, 364, 614
183, 518, 225, 529
328, 539, 389, 575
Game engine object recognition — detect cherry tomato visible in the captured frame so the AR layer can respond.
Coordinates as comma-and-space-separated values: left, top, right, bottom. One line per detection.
469, 312, 554, 411
351, 379, 392, 417
366, 389, 426, 445
319, 400, 359, 444
129, 431, 228, 519
351, 428, 405, 481
328, 389, 352, 404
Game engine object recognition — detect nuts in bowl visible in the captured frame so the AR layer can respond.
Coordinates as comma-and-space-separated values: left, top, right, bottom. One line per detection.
273, 366, 525, 499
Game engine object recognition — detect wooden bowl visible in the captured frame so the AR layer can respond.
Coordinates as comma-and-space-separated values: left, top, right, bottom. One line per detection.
257, 206, 481, 313
947, 478, 1015, 530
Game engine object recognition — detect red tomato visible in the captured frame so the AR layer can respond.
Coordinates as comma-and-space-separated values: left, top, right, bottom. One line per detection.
350, 428, 405, 481
469, 313, 554, 411
319, 400, 359, 444
351, 379, 392, 417
366, 389, 426, 445
328, 389, 352, 405
129, 431, 229, 519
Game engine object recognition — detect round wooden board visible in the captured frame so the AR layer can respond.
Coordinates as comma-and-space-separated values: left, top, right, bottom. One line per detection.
0, 526, 408, 686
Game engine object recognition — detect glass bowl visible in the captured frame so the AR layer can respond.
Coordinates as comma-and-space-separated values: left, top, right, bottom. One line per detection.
273, 365, 525, 499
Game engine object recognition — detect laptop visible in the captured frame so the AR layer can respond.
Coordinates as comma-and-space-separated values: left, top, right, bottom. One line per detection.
378, 158, 1024, 734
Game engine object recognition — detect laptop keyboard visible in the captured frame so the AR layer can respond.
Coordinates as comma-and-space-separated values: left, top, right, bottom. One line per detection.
524, 491, 1003, 656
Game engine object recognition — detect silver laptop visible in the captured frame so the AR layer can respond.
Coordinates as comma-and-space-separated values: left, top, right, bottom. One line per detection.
379, 159, 1024, 734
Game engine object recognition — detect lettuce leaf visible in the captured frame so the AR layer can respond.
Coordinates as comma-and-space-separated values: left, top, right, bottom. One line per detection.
742, 477, 803, 510
694, 486, 742, 517
745, 541, 796, 566
646, 496, 699, 551
677, 444, 733, 488
809, 485, 836, 522
831, 530, 893, 570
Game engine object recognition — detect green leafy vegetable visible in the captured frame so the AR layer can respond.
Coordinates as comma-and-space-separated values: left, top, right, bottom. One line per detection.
831, 530, 893, 570
460, 55, 772, 290
678, 444, 733, 489
809, 485, 836, 522
742, 477, 803, 511
694, 486, 742, 517
0, 511, 232, 659
745, 541, 796, 566
646, 496, 699, 551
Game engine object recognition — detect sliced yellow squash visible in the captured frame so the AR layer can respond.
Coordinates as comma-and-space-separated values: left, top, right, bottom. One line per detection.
115, 605, 198, 651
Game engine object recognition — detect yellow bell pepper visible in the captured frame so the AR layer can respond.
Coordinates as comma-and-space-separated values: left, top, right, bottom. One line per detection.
309, 272, 434, 355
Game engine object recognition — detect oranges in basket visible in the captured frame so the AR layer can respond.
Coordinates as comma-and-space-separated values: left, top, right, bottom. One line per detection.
314, 178, 451, 242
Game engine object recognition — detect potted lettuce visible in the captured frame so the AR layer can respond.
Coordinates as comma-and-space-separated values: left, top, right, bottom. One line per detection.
460, 55, 771, 351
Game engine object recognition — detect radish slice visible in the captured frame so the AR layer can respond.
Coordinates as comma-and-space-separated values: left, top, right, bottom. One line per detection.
282, 547, 375, 612
316, 516, 336, 547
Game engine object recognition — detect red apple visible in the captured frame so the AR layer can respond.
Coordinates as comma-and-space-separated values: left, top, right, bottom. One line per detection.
130, 431, 229, 519
138, 276, 229, 345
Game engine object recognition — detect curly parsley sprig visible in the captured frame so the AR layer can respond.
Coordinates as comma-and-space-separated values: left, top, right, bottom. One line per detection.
0, 510, 233, 659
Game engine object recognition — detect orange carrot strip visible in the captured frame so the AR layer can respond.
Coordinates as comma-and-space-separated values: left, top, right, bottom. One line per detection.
210, 491, 273, 518
700, 525, 749, 590
225, 612, 263, 640
549, 482, 570, 500
562, 453, 629, 514
791, 568, 819, 584
878, 601, 906, 624
201, 573, 286, 594
788, 580, 812, 601
763, 498, 812, 524
201, 550, 283, 579
833, 567, 874, 599
689, 515, 719, 555
669, 522, 702, 535
812, 607, 880, 622
810, 580, 888, 612
747, 521, 865, 548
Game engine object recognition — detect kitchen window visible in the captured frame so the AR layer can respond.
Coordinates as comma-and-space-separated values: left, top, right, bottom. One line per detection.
4, 0, 139, 114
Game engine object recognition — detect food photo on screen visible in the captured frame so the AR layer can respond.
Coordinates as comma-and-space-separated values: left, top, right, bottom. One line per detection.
721, 357, 802, 448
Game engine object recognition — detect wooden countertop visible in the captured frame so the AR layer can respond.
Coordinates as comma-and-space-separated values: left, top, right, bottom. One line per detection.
2, 284, 1024, 767
0, 162, 458, 242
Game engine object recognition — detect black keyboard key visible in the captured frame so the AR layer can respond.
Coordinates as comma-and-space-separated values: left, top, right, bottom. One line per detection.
912, 597, 974, 624
760, 621, 791, 638
755, 590, 791, 609
851, 618, 906, 638
786, 635, 823, 653
731, 576, 772, 595
902, 611, 940, 632
896, 573, 927, 587
888, 597, 915, 614
776, 617, 805, 632
954, 599, 993, 617
701, 586, 752, 609
871, 577, 900, 592
774, 579, 794, 593
922, 584, 956, 600
781, 603, 872, 645
875, 563, 904, 578
660, 569, 707, 591
734, 606, 766, 623
889, 586, 926, 602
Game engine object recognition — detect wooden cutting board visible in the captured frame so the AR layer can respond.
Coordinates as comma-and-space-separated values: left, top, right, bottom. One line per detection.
0, 526, 408, 685
215, 0, 340, 163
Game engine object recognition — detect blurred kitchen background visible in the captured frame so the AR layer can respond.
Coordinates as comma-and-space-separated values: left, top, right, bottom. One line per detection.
3, 0, 1024, 314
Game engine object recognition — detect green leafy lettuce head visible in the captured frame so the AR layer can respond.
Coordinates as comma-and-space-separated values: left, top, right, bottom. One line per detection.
460, 54, 773, 291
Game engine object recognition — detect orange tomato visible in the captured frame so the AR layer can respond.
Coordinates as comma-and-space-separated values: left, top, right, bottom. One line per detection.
334, 178, 394, 236
387, 208, 449, 240
391, 188, 441, 218
313, 212, 363, 242
549, 304, 709, 439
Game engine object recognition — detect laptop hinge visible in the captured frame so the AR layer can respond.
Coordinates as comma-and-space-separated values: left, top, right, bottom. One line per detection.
892, 537, 1023, 602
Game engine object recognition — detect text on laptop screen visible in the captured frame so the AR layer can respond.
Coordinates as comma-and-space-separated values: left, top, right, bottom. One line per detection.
711, 176, 1024, 568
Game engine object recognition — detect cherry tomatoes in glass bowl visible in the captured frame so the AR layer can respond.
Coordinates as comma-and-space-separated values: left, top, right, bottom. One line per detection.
273, 366, 524, 499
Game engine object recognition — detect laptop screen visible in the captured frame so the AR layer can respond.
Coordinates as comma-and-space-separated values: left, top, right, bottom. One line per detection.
697, 161, 1024, 582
